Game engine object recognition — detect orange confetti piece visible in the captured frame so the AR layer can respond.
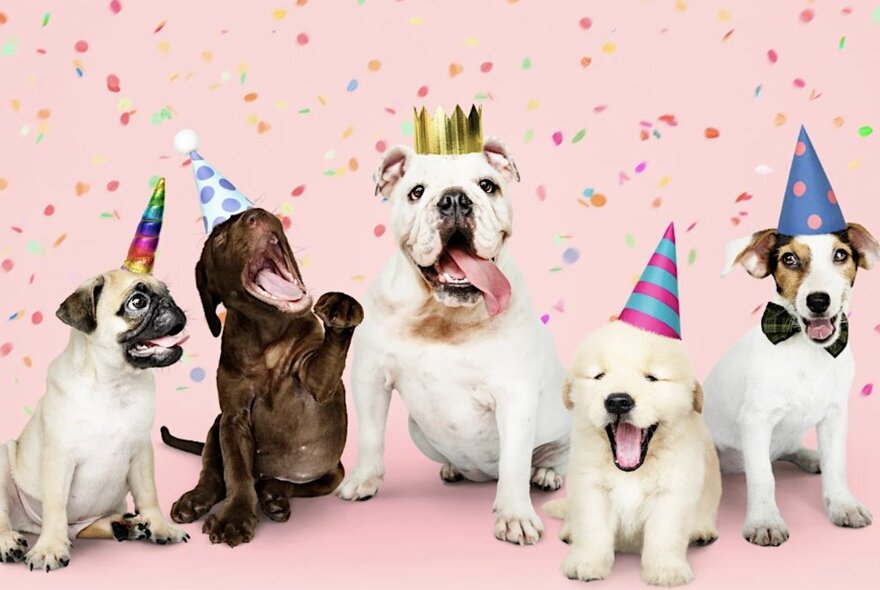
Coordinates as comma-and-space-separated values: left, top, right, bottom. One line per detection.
53, 234, 67, 248
0, 178, 7, 191
448, 63, 463, 77
244, 92, 258, 102
75, 182, 90, 196
704, 127, 720, 139
23, 356, 32, 368
348, 158, 359, 171
257, 121, 271, 134
37, 108, 51, 120
368, 59, 381, 72
580, 56, 592, 68
774, 113, 787, 127
590, 193, 607, 207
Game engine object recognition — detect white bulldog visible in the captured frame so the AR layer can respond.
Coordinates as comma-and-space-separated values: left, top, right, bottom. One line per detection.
336, 139, 571, 545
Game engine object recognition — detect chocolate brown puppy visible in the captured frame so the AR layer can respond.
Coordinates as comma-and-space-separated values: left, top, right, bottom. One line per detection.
161, 207, 362, 547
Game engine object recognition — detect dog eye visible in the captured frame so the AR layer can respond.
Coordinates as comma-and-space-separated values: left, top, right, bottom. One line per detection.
592, 372, 605, 380
833, 249, 849, 263
645, 374, 659, 382
408, 185, 425, 201
126, 293, 150, 312
781, 253, 800, 268
479, 179, 497, 194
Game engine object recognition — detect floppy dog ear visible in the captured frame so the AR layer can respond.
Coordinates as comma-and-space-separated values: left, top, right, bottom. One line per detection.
483, 137, 520, 183
195, 258, 222, 338
56, 275, 105, 334
722, 228, 777, 278
374, 146, 414, 197
562, 377, 575, 410
692, 381, 704, 414
845, 223, 880, 270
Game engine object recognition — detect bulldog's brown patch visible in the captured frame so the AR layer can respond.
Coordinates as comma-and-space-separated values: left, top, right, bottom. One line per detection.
408, 298, 490, 344
772, 239, 811, 303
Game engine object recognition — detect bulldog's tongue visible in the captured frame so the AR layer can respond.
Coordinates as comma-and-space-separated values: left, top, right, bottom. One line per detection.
146, 332, 190, 348
614, 422, 643, 470
256, 268, 303, 301
806, 318, 834, 341
444, 245, 511, 317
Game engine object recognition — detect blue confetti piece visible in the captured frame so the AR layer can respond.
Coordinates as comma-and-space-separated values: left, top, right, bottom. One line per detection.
346, 79, 359, 92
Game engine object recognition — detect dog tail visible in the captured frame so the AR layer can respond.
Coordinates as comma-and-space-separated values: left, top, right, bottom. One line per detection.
160, 426, 205, 456
542, 498, 569, 520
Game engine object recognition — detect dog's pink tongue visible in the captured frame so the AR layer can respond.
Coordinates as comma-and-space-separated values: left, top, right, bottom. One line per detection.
445, 245, 511, 317
614, 422, 643, 469
806, 318, 834, 341
256, 269, 303, 301
146, 332, 189, 348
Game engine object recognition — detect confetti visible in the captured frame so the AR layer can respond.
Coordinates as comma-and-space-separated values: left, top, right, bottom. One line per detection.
190, 367, 206, 382
449, 63, 464, 77
106, 74, 120, 92
793, 78, 805, 88
579, 17, 592, 29
536, 185, 547, 201
735, 192, 752, 203
75, 182, 90, 196
624, 233, 635, 248
774, 113, 787, 126
767, 49, 778, 63
839, 36, 846, 49
0, 178, 7, 190
799, 8, 814, 23
346, 79, 359, 92
552, 131, 563, 145
2, 37, 18, 57
521, 56, 532, 69
244, 92, 258, 102
109, 1, 122, 14
273, 9, 288, 21
571, 128, 586, 144
704, 127, 720, 139
580, 56, 592, 68
562, 248, 580, 264
373, 224, 385, 237
74, 40, 89, 53
858, 125, 873, 137
540, 314, 550, 324
480, 61, 493, 73
861, 383, 873, 397
0, 342, 12, 357
291, 184, 306, 197
590, 193, 607, 207
601, 42, 616, 53
755, 164, 773, 175
687, 248, 697, 265
1, 259, 12, 272
634, 161, 647, 174
31, 311, 43, 324
368, 59, 381, 71
417, 85, 429, 97
42, 12, 51, 27
297, 32, 309, 45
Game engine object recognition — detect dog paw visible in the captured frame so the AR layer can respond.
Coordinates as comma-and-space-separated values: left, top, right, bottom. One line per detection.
561, 551, 612, 582
493, 506, 544, 545
530, 467, 563, 491
25, 537, 70, 572
642, 562, 695, 587
314, 292, 364, 330
0, 531, 27, 563
783, 448, 821, 474
742, 515, 789, 546
144, 517, 190, 545
826, 497, 872, 528
171, 488, 218, 524
440, 464, 464, 483
202, 504, 257, 548
689, 527, 718, 546
336, 470, 381, 501
259, 494, 291, 523
111, 513, 152, 542
559, 521, 572, 544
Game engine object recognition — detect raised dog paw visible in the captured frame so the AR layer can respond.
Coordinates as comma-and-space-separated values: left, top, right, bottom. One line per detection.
171, 488, 218, 524
0, 531, 28, 564
111, 513, 152, 542
314, 292, 364, 330
642, 562, 695, 587
202, 504, 257, 548
25, 537, 70, 572
561, 551, 612, 582
336, 471, 381, 501
493, 506, 544, 545
530, 467, 563, 491
144, 517, 190, 545
742, 515, 789, 547
440, 464, 464, 483
826, 497, 873, 528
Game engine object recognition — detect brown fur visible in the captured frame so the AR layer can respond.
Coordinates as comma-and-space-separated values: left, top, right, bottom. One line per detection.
163, 208, 362, 547
773, 239, 812, 303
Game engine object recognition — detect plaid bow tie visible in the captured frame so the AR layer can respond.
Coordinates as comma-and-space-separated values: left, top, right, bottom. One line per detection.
761, 302, 848, 358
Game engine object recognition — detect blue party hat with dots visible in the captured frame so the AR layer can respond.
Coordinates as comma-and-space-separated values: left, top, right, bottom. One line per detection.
777, 126, 846, 236
173, 129, 254, 233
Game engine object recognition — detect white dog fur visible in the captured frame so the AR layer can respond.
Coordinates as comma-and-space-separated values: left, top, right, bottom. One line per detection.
545, 320, 720, 586
336, 140, 571, 545
704, 226, 879, 546
0, 270, 189, 571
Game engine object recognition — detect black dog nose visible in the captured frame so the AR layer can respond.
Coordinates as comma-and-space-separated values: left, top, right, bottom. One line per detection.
437, 191, 473, 218
605, 393, 635, 415
806, 292, 831, 314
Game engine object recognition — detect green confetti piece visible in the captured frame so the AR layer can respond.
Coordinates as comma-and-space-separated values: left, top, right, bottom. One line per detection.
571, 128, 587, 144
100, 211, 114, 218
160, 107, 172, 120
24, 406, 34, 416
297, 108, 311, 115
872, 6, 880, 24
41, 12, 51, 27
524, 128, 534, 143
839, 36, 847, 49
27, 240, 45, 255
148, 175, 161, 188
400, 120, 414, 136
35, 133, 44, 144
688, 248, 697, 265
521, 56, 532, 70
176, 386, 189, 392
150, 112, 163, 125
1, 37, 18, 57
549, 266, 562, 272
239, 72, 247, 85
323, 169, 337, 177
473, 92, 489, 101
220, 71, 231, 82
858, 125, 873, 137
625, 233, 635, 248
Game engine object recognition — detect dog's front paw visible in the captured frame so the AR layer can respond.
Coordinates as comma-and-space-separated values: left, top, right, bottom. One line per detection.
202, 503, 257, 548
559, 521, 572, 544
171, 488, 218, 523
642, 561, 695, 587
493, 506, 544, 545
826, 497, 872, 528
314, 292, 364, 330
111, 513, 152, 541
144, 516, 190, 545
25, 537, 70, 572
561, 550, 612, 582
742, 514, 789, 546
531, 466, 563, 491
0, 531, 27, 563
336, 469, 381, 501
689, 528, 718, 546
440, 463, 464, 483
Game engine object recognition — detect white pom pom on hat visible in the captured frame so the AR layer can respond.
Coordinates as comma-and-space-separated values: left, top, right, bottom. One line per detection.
173, 129, 200, 155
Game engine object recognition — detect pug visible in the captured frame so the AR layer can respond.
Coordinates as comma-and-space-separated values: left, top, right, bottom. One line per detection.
0, 269, 190, 571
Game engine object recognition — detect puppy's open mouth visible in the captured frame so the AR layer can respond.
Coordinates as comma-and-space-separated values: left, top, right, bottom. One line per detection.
605, 418, 658, 472
129, 329, 189, 358
417, 233, 511, 316
243, 235, 310, 313
802, 314, 838, 344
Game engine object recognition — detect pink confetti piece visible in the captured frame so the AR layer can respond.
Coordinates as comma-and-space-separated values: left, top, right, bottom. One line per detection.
686, 222, 697, 232
74, 40, 88, 53
106, 180, 120, 192
31, 311, 42, 325
861, 383, 873, 397
799, 8, 814, 23
373, 224, 385, 237
552, 131, 563, 145
634, 161, 647, 174
579, 17, 592, 30
552, 299, 565, 313
480, 62, 493, 73
793, 78, 806, 88
1, 259, 13, 272
106, 74, 120, 92
618, 171, 630, 185
291, 184, 306, 197
153, 20, 166, 34
874, 323, 880, 333
296, 33, 309, 45
593, 105, 608, 113
767, 49, 778, 64
536, 184, 547, 201
0, 342, 12, 357
109, 0, 122, 14
721, 29, 734, 41
375, 140, 387, 152
735, 192, 752, 203
417, 85, 428, 97
44, 204, 55, 216
540, 314, 550, 324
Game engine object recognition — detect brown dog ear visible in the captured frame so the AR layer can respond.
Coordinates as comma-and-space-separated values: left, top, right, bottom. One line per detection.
195, 258, 222, 337
846, 223, 880, 270
562, 377, 575, 410
483, 137, 520, 183
56, 275, 105, 333
692, 381, 704, 414
374, 146, 414, 197
722, 229, 777, 278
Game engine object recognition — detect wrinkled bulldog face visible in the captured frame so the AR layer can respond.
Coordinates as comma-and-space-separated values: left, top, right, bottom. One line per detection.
374, 139, 519, 316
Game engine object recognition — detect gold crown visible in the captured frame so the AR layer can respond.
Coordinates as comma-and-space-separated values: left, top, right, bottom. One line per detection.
413, 105, 483, 155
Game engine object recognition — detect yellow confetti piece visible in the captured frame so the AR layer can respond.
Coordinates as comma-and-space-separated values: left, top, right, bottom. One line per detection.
318, 95, 328, 106
341, 126, 354, 139
279, 202, 293, 215
11, 99, 20, 111
201, 51, 213, 62
658, 175, 670, 188
351, 275, 365, 282
774, 113, 786, 127
833, 116, 844, 128
245, 113, 258, 125
90, 156, 106, 165
847, 160, 861, 170
272, 9, 288, 21
168, 72, 180, 81
526, 99, 539, 111
408, 16, 423, 25
601, 42, 616, 54
238, 63, 249, 74
465, 37, 479, 46
675, 1, 688, 11
118, 97, 132, 111
275, 101, 289, 110
301, 255, 311, 269
718, 9, 731, 21
158, 40, 171, 53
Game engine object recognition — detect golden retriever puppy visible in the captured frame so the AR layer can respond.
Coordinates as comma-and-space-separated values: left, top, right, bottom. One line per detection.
545, 320, 721, 586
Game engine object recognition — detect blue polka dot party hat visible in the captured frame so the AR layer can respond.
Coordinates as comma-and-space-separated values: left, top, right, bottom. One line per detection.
173, 129, 255, 233
777, 126, 846, 236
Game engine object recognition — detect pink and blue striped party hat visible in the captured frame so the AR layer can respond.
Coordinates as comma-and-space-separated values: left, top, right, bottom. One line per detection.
618, 223, 681, 339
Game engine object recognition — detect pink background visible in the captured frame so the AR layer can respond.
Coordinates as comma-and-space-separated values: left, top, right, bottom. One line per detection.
1, 1, 878, 588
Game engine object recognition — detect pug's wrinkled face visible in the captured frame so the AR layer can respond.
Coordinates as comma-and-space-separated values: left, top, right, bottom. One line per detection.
56, 269, 188, 369
374, 140, 519, 317
563, 321, 702, 472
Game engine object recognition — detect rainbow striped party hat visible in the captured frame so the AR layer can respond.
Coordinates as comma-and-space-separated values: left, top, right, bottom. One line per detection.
122, 178, 165, 274
618, 223, 681, 339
